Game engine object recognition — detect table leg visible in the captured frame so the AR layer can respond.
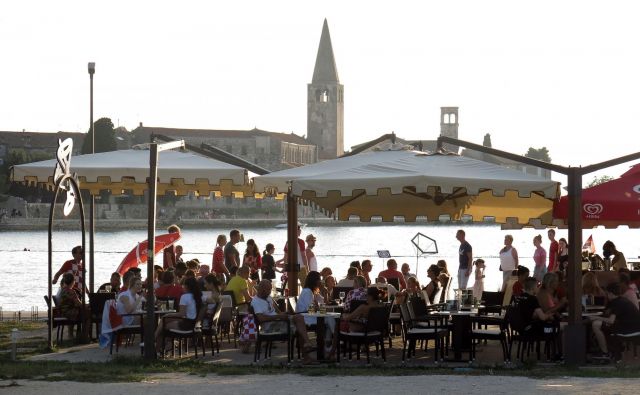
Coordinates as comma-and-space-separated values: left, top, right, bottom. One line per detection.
451, 315, 472, 361
317, 316, 325, 360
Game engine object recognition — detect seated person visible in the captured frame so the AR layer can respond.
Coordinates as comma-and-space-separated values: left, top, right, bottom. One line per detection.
340, 287, 383, 333
116, 276, 143, 326
295, 271, 334, 360
512, 266, 530, 298
336, 267, 358, 288
155, 270, 184, 302
590, 282, 640, 360
378, 258, 407, 290
118, 270, 136, 294
155, 277, 202, 353
374, 277, 398, 300
202, 274, 222, 321
619, 272, 639, 310
320, 275, 336, 303
514, 277, 555, 335
423, 264, 441, 304
58, 272, 91, 340
582, 271, 607, 301
226, 265, 252, 307
98, 272, 121, 293
344, 275, 368, 312
252, 280, 312, 362
537, 272, 567, 315
406, 276, 422, 299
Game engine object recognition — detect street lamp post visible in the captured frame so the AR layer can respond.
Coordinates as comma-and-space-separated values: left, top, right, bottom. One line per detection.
88, 62, 95, 293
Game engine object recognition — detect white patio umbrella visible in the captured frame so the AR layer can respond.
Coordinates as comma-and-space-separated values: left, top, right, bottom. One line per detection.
11, 147, 254, 197
254, 148, 559, 225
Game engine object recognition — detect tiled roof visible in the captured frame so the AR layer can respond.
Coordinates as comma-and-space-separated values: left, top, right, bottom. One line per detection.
132, 126, 310, 146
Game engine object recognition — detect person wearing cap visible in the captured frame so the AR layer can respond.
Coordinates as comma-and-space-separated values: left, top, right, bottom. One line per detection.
306, 234, 318, 273
279, 225, 309, 286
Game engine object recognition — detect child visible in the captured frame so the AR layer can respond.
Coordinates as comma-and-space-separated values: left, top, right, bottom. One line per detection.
472, 259, 485, 300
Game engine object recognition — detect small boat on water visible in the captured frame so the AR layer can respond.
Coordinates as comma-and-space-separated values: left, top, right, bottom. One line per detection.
274, 223, 306, 229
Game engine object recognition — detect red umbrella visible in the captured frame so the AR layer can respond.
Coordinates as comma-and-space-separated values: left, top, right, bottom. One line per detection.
554, 164, 640, 228
116, 232, 182, 275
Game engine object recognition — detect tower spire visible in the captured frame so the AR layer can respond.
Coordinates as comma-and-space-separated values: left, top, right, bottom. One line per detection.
312, 19, 339, 83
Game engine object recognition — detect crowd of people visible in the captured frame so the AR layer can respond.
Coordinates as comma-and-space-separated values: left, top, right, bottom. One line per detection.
49, 224, 639, 363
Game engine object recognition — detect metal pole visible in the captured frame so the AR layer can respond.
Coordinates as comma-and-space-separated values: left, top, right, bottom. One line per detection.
88, 62, 95, 293
144, 143, 158, 359
564, 167, 586, 365
287, 192, 298, 297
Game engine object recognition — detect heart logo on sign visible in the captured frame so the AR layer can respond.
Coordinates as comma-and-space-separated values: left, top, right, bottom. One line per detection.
633, 184, 640, 194
583, 203, 603, 215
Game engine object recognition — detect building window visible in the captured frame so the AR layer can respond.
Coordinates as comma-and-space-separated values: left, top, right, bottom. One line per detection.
321, 90, 329, 102
450, 113, 456, 123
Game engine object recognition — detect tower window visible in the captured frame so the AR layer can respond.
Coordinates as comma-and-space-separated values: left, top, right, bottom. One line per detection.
450, 113, 456, 123
320, 90, 328, 103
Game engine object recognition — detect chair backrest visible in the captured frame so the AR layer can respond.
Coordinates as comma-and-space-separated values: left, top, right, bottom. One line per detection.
89, 292, 115, 319
332, 286, 354, 301
431, 287, 443, 306
210, 302, 223, 328
387, 277, 400, 290
398, 303, 412, 327
481, 291, 503, 306
222, 290, 237, 307
440, 276, 452, 304
409, 296, 428, 317
220, 294, 233, 308
349, 299, 367, 313
364, 306, 390, 334
287, 296, 297, 313
504, 303, 526, 333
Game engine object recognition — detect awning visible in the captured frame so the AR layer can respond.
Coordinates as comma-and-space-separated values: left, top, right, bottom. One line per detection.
11, 148, 253, 197
254, 149, 560, 225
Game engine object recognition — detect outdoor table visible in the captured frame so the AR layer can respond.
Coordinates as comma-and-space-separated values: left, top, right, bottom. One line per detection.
301, 312, 341, 360
120, 309, 176, 349
432, 310, 477, 361
585, 305, 606, 311
325, 304, 344, 313
561, 311, 602, 318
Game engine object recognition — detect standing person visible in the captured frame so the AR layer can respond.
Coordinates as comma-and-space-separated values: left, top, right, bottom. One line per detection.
499, 234, 519, 291
305, 234, 318, 273
243, 239, 262, 281
163, 224, 181, 270
557, 238, 569, 274
532, 234, 547, 282
224, 229, 242, 278
547, 229, 559, 273
472, 259, 485, 301
175, 245, 184, 265
52, 245, 85, 293
280, 225, 308, 286
261, 243, 277, 281
456, 230, 472, 290
212, 234, 229, 282
603, 240, 627, 271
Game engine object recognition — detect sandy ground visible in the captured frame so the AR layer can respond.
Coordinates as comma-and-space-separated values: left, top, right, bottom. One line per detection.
1, 373, 638, 395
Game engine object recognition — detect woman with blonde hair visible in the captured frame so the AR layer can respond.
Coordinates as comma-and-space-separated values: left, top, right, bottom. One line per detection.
582, 271, 606, 300
537, 272, 567, 314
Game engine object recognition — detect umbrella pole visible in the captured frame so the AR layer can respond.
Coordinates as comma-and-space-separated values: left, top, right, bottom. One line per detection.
287, 192, 299, 297
144, 143, 159, 360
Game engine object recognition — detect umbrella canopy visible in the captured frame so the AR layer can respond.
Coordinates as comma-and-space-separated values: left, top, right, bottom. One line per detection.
553, 164, 640, 228
254, 149, 560, 225
11, 147, 253, 197
116, 232, 181, 275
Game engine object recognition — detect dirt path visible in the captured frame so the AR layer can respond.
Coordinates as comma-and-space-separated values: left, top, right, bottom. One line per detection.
1, 373, 636, 394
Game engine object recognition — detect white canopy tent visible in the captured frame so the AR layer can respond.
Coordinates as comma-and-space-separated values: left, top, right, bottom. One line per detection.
254, 148, 560, 225
11, 147, 254, 197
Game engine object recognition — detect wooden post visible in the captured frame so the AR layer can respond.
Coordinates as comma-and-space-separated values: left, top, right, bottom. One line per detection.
287, 192, 299, 297
143, 143, 158, 360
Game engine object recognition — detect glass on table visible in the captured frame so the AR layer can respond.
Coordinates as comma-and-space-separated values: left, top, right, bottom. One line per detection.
339, 291, 346, 303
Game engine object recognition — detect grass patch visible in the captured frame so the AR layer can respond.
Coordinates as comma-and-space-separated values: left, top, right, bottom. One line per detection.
1, 358, 640, 382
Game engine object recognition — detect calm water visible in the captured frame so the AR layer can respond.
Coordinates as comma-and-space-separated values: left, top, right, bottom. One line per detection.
2, 224, 639, 311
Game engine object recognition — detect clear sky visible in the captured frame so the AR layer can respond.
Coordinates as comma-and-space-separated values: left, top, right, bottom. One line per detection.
2, 0, 639, 182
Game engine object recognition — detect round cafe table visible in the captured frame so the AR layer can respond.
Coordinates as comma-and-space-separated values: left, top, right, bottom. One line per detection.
301, 312, 341, 360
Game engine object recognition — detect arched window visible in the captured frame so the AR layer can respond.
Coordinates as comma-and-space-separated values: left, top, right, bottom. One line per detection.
320, 90, 329, 103
450, 113, 456, 124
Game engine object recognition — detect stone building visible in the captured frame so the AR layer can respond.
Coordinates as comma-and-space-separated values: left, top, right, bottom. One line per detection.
131, 125, 317, 172
307, 19, 344, 159
0, 130, 85, 166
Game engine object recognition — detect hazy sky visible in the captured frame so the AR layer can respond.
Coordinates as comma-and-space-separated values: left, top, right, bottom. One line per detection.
2, 0, 639, 182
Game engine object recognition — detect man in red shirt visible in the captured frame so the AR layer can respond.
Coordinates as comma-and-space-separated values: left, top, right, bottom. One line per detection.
512, 266, 530, 298
163, 224, 181, 269
155, 270, 184, 300
378, 259, 407, 290
52, 245, 84, 292
547, 229, 559, 272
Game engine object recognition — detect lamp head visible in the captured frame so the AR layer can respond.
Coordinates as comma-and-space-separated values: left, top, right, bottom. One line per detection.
88, 62, 95, 75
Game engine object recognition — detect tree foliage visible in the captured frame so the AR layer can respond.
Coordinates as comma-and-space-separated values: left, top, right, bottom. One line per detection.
587, 175, 614, 188
524, 147, 551, 163
82, 117, 117, 154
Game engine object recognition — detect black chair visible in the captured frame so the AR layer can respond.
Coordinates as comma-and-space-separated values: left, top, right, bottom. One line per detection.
44, 295, 81, 344
89, 292, 115, 339
201, 303, 223, 356
222, 290, 249, 346
504, 304, 559, 362
249, 305, 292, 363
479, 291, 504, 316
398, 303, 447, 362
348, 299, 367, 313
337, 305, 389, 364
387, 277, 400, 291
470, 315, 510, 362
161, 307, 205, 359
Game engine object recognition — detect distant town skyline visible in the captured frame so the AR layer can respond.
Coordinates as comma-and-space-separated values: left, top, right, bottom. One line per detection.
2, 1, 640, 181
